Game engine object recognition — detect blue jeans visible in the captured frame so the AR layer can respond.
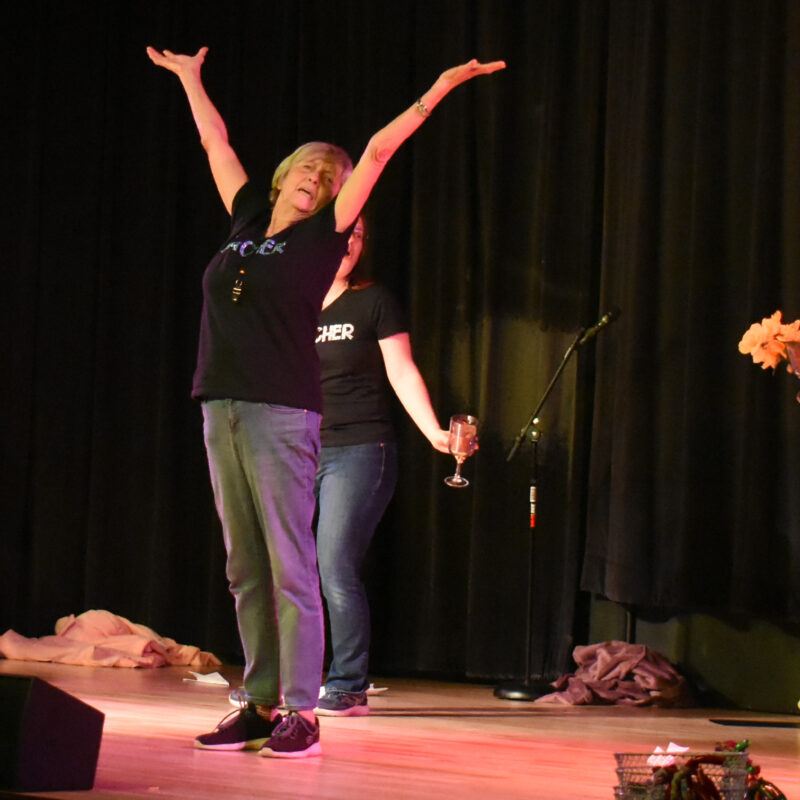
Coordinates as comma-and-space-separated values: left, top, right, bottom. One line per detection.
202, 400, 323, 711
314, 440, 398, 694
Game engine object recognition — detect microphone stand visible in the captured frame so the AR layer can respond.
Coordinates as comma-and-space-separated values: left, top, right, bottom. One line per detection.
494, 309, 618, 700
504, 307, 619, 464
494, 328, 585, 701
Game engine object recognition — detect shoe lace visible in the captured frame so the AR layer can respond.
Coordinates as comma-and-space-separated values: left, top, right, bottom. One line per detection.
273, 712, 313, 739
213, 705, 249, 732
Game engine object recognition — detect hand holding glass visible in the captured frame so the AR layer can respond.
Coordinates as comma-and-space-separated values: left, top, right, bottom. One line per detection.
444, 414, 479, 488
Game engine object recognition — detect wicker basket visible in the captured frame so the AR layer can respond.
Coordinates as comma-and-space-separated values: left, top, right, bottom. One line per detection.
613, 751, 748, 799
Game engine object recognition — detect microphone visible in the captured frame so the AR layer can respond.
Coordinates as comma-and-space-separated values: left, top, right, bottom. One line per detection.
578, 308, 621, 347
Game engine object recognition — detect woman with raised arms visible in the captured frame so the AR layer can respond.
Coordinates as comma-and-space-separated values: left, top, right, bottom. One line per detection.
147, 44, 504, 759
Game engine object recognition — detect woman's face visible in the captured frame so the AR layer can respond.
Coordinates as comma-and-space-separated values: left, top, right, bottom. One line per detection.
277, 157, 343, 216
335, 219, 365, 281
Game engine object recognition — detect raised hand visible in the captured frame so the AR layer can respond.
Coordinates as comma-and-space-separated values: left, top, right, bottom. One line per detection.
146, 46, 208, 78
437, 59, 507, 91
145, 45, 247, 213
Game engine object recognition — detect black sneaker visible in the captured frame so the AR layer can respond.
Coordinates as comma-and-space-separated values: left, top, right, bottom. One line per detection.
195, 704, 280, 751
259, 712, 321, 758
315, 689, 369, 717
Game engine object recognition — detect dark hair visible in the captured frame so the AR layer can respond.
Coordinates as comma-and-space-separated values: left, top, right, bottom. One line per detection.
347, 214, 374, 290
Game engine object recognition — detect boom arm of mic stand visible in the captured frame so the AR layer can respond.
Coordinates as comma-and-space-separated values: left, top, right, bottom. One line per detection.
506, 329, 585, 462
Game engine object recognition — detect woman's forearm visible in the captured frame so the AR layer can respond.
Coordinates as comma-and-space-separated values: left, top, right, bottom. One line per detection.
335, 58, 505, 231
380, 334, 450, 452
181, 73, 229, 148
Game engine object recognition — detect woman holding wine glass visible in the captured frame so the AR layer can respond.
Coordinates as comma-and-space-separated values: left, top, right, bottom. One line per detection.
313, 214, 450, 716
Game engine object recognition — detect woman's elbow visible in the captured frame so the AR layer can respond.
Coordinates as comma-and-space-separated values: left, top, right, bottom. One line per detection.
365, 134, 394, 166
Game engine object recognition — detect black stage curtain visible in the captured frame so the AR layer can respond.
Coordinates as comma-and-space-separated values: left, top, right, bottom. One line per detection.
2, 0, 799, 685
582, 0, 800, 624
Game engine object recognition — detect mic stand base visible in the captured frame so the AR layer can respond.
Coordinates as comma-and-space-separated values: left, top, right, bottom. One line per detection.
493, 678, 553, 702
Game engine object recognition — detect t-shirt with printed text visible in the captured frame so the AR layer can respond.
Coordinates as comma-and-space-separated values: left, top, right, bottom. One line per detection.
316, 283, 407, 447
192, 182, 353, 412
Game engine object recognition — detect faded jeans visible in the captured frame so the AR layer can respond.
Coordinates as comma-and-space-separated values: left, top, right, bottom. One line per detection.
202, 399, 323, 710
314, 440, 397, 694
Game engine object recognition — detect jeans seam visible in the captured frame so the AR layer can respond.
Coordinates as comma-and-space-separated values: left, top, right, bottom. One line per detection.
376, 442, 387, 492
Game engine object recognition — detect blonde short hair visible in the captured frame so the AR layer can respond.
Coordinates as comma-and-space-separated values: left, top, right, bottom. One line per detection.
270, 142, 353, 206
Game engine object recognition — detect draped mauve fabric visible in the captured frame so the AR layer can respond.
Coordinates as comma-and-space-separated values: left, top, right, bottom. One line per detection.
535, 641, 692, 707
0, 610, 220, 668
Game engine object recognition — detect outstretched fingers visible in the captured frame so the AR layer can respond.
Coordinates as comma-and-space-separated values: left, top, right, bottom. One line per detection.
439, 58, 506, 89
146, 46, 208, 74
470, 58, 507, 74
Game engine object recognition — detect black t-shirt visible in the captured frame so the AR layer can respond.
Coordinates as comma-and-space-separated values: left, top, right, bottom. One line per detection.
316, 284, 407, 446
192, 182, 352, 412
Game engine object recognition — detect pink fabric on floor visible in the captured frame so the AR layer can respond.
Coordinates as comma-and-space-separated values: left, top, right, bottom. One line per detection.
0, 610, 221, 668
534, 640, 692, 707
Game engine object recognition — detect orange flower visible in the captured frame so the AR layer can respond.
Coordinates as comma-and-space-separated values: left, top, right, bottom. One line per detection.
780, 317, 800, 343
738, 311, 788, 370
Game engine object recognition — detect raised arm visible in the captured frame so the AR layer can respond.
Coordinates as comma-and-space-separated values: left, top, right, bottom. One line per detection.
146, 46, 247, 215
379, 333, 450, 453
334, 59, 505, 232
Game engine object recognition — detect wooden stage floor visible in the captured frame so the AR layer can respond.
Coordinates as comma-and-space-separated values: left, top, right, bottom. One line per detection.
1, 659, 799, 799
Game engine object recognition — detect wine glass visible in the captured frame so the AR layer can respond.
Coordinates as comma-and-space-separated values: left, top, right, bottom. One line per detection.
444, 414, 479, 488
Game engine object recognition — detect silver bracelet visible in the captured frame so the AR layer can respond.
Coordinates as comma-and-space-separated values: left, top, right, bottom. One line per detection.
414, 99, 431, 118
